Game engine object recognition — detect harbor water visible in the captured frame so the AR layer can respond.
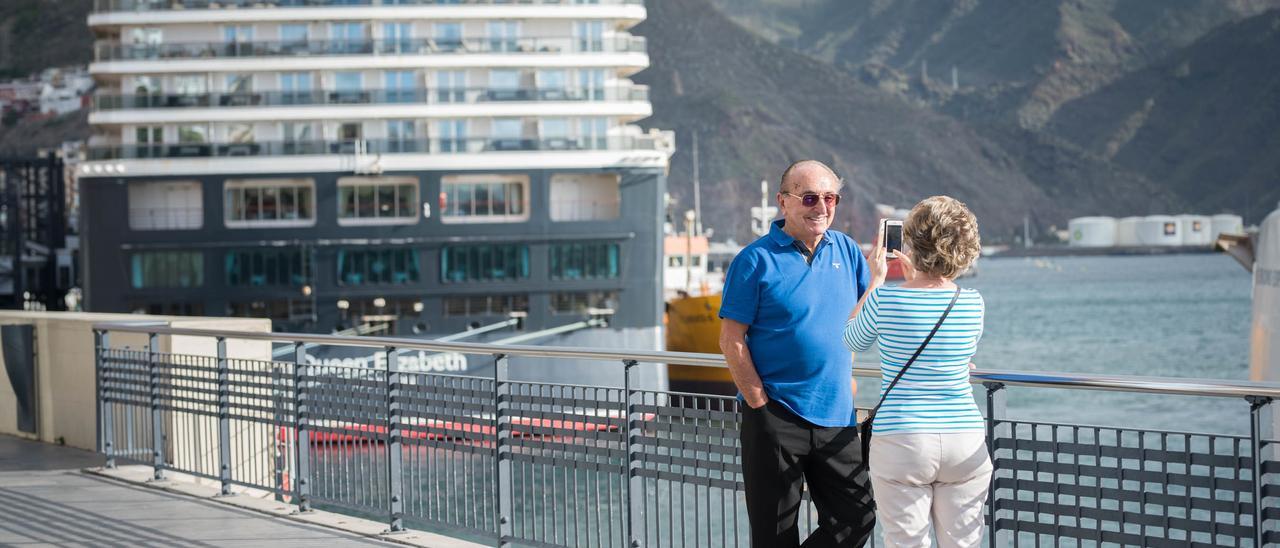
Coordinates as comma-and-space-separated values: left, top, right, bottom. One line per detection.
859, 253, 1255, 436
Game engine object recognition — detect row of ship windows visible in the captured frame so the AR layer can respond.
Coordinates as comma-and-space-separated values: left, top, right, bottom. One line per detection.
130, 243, 621, 289
128, 173, 619, 229
132, 290, 619, 324
118, 69, 613, 99
125, 21, 610, 48
123, 117, 613, 150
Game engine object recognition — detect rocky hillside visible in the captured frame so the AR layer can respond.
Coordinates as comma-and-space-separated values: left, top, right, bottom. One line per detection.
1048, 9, 1280, 223
709, 0, 1280, 129
633, 0, 1182, 242
0, 0, 93, 79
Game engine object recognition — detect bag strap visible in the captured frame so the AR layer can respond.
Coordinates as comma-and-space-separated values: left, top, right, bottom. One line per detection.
868, 286, 962, 417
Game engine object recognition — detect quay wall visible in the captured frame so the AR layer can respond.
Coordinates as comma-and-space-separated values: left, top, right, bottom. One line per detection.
0, 311, 270, 451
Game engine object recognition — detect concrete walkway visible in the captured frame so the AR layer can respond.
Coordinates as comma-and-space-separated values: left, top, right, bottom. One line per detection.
0, 435, 477, 547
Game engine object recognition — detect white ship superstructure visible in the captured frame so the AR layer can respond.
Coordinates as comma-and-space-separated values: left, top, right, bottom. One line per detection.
86, 0, 670, 177
81, 0, 674, 389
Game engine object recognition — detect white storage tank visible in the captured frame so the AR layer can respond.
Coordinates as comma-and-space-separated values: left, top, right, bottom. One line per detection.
1211, 214, 1245, 241
1116, 216, 1142, 246
1178, 214, 1213, 246
1137, 215, 1183, 246
1068, 217, 1117, 247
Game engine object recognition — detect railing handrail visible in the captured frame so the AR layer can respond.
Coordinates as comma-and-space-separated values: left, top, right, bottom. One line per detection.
93, 321, 1280, 399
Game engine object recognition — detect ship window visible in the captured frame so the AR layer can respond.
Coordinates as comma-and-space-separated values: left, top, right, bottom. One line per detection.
128, 181, 203, 231
337, 248, 420, 286
131, 251, 204, 289
578, 69, 605, 100
440, 244, 529, 283
487, 21, 519, 53
435, 71, 466, 103
227, 299, 315, 324
229, 300, 289, 321
442, 294, 529, 317
549, 173, 619, 221
129, 301, 204, 317
437, 118, 468, 151
550, 291, 617, 315
550, 242, 620, 280
225, 248, 312, 287
386, 120, 419, 152
280, 24, 309, 47
575, 21, 604, 53
338, 298, 421, 331
578, 117, 608, 150
337, 176, 419, 224
440, 174, 528, 223
224, 178, 315, 227
432, 22, 463, 53
178, 124, 208, 143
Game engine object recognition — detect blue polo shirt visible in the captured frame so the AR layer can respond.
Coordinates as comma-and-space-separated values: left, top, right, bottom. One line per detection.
719, 220, 871, 427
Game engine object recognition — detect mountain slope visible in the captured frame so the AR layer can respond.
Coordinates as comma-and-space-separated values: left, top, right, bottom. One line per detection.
1049, 9, 1280, 222
709, 0, 1280, 128
632, 0, 1181, 242
0, 0, 93, 78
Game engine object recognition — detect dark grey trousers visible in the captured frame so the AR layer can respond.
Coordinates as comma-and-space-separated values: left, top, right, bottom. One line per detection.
741, 401, 876, 547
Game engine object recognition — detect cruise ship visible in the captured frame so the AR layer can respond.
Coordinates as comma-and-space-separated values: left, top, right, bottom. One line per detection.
79, 0, 674, 383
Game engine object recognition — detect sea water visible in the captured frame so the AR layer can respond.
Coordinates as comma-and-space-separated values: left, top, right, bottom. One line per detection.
858, 253, 1256, 436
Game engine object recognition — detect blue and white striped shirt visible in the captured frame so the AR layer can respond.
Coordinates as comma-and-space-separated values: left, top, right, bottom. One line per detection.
842, 286, 986, 435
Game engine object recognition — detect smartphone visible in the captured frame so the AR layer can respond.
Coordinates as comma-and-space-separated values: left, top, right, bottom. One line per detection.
881, 219, 903, 258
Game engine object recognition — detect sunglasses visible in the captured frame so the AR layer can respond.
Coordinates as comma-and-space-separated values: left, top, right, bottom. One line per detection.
783, 191, 841, 207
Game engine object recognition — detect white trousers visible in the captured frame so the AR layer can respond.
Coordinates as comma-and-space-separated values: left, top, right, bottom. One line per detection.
868, 432, 992, 548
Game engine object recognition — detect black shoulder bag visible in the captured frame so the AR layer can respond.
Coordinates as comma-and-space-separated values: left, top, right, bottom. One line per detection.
859, 286, 962, 464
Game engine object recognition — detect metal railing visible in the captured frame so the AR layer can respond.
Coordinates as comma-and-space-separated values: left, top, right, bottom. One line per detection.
94, 84, 648, 110
94, 35, 647, 62
94, 322, 1280, 547
95, 0, 644, 11
88, 136, 630, 160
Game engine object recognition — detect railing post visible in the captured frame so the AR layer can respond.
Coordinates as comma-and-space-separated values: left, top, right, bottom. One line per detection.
1248, 395, 1272, 548
97, 329, 115, 469
293, 342, 311, 513
385, 346, 404, 533
623, 359, 642, 548
494, 353, 512, 546
148, 332, 164, 481
984, 381, 1006, 548
216, 336, 232, 496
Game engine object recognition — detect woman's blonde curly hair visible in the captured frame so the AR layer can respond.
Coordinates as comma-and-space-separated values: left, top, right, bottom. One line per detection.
903, 196, 981, 279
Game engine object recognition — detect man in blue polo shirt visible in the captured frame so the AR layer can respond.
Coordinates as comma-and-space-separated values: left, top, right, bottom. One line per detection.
719, 160, 875, 546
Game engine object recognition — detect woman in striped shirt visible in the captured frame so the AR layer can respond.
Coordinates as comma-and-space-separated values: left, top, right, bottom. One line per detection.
843, 195, 991, 548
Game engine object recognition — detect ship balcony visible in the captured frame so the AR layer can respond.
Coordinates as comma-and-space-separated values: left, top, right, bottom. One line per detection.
94, 35, 647, 62
86, 134, 667, 160
93, 0, 644, 11
92, 84, 649, 111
